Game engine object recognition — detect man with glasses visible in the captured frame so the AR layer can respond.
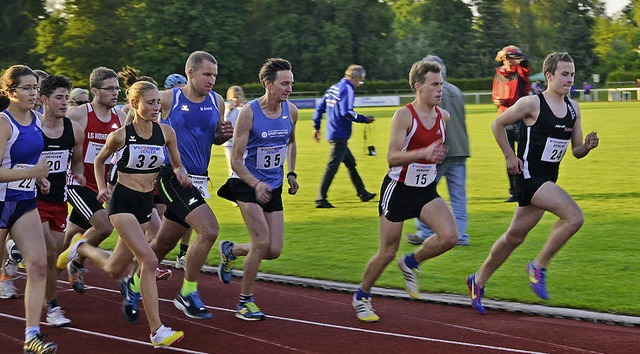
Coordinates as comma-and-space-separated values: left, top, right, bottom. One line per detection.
312, 64, 376, 208
59, 67, 126, 294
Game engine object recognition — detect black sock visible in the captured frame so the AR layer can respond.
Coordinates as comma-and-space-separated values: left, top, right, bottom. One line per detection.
179, 244, 188, 256
239, 294, 253, 303
71, 259, 84, 269
48, 299, 59, 310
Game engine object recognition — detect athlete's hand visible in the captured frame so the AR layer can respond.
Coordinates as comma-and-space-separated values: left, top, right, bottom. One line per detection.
585, 132, 599, 150
36, 177, 50, 195
506, 155, 523, 175
96, 187, 111, 203
175, 168, 192, 188
31, 157, 50, 179
287, 175, 299, 195
420, 139, 447, 163
254, 181, 272, 204
220, 120, 233, 140
73, 173, 86, 187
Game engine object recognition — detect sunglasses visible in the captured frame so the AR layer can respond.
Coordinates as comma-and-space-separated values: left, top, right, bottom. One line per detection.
72, 100, 90, 105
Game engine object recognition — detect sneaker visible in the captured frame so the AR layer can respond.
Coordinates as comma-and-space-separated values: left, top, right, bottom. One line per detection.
5, 239, 22, 277
46, 306, 72, 327
56, 233, 84, 270
150, 325, 184, 348
351, 294, 380, 322
175, 254, 186, 270
397, 256, 421, 299
217, 240, 236, 284
119, 277, 141, 323
236, 299, 266, 321
4, 258, 18, 277
358, 191, 376, 202
315, 199, 334, 208
466, 274, 486, 314
405, 233, 426, 245
155, 266, 172, 281
0, 279, 18, 299
173, 291, 212, 319
67, 261, 87, 294
24, 333, 57, 354
526, 261, 550, 300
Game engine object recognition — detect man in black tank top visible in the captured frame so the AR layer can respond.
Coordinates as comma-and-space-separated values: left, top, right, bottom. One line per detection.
38, 75, 86, 327
466, 52, 599, 314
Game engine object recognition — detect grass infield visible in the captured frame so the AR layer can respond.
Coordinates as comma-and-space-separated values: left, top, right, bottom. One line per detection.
101, 100, 640, 316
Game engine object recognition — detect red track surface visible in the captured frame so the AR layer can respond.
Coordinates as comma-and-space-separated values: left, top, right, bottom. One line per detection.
1, 267, 639, 353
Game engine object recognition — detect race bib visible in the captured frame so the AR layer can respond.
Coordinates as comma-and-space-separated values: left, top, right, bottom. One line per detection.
541, 137, 570, 163
41, 150, 69, 173
405, 163, 437, 187
7, 164, 36, 192
256, 145, 286, 170
84, 141, 111, 164
126, 144, 165, 171
189, 174, 210, 199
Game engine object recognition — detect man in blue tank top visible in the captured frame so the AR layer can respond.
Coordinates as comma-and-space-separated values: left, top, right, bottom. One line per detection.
150, 51, 233, 320
466, 52, 599, 314
216, 58, 298, 321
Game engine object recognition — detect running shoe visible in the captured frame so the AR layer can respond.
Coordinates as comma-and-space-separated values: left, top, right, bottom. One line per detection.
217, 240, 236, 284
397, 256, 421, 298
56, 233, 84, 270
173, 291, 212, 319
466, 274, 486, 314
23, 333, 57, 354
175, 254, 186, 270
526, 261, 550, 300
150, 325, 184, 348
155, 266, 172, 281
5, 239, 22, 277
67, 261, 87, 294
0, 279, 18, 299
236, 299, 266, 321
119, 276, 141, 323
46, 306, 72, 327
351, 293, 380, 322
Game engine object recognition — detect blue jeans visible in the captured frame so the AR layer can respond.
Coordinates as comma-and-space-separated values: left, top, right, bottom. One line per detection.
415, 159, 468, 244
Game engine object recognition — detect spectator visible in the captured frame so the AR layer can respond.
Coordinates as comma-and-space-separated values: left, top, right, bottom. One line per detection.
69, 88, 90, 106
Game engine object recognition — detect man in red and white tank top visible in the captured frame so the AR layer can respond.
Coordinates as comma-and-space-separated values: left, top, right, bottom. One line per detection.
60, 67, 126, 293
352, 60, 459, 322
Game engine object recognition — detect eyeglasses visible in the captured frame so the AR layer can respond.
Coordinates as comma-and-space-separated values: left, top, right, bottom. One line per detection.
12, 85, 40, 92
95, 86, 121, 93
72, 100, 90, 105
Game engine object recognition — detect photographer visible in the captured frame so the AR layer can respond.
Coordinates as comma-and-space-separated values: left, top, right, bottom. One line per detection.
492, 45, 530, 202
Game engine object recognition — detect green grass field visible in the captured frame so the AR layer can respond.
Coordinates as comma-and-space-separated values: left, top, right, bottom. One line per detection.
102, 100, 640, 316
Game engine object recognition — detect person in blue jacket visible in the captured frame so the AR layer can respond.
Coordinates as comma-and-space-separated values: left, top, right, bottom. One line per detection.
312, 65, 376, 208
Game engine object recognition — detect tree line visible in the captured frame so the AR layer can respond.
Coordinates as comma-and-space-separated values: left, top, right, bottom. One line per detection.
2, 0, 638, 90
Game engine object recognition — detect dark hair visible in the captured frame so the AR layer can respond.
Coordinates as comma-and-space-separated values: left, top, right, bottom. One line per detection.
40, 75, 73, 98
89, 66, 118, 88
258, 58, 292, 86
117, 66, 158, 89
0, 65, 38, 97
542, 52, 574, 76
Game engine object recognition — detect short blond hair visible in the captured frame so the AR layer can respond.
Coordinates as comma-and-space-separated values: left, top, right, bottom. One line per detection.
408, 60, 441, 92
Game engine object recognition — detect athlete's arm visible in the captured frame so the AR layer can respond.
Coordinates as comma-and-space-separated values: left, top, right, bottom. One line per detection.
161, 124, 191, 187
94, 128, 124, 202
158, 89, 174, 121
70, 120, 86, 186
286, 103, 299, 195
569, 101, 598, 158
386, 107, 446, 168
214, 93, 233, 145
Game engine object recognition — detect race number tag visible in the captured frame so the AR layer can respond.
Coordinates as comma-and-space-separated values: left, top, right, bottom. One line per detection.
7, 164, 36, 192
256, 145, 286, 170
41, 150, 69, 173
126, 144, 164, 171
405, 163, 437, 187
84, 142, 111, 164
188, 174, 210, 198
541, 137, 570, 163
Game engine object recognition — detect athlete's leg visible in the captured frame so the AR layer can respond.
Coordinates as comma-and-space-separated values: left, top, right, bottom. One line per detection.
359, 217, 403, 293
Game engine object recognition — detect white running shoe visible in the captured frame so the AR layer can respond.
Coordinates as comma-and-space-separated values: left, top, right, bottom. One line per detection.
47, 306, 72, 327
0, 279, 18, 299
352, 294, 380, 322
5, 239, 22, 277
175, 254, 186, 270
397, 256, 421, 299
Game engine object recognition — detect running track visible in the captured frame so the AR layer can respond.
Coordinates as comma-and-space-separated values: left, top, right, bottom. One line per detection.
1, 266, 639, 353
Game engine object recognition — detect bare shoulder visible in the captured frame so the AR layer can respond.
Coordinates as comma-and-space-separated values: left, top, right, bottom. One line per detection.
438, 107, 450, 123
287, 101, 299, 120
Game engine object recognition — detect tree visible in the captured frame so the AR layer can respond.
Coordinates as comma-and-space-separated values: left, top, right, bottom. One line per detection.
473, 0, 515, 77
0, 0, 47, 70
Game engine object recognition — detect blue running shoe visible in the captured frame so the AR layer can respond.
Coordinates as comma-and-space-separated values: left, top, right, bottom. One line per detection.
526, 261, 549, 300
119, 276, 141, 323
236, 299, 266, 321
173, 291, 212, 319
217, 240, 236, 284
466, 274, 486, 314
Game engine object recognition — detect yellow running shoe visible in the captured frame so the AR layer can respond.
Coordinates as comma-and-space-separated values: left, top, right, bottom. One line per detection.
150, 325, 184, 348
56, 233, 84, 270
